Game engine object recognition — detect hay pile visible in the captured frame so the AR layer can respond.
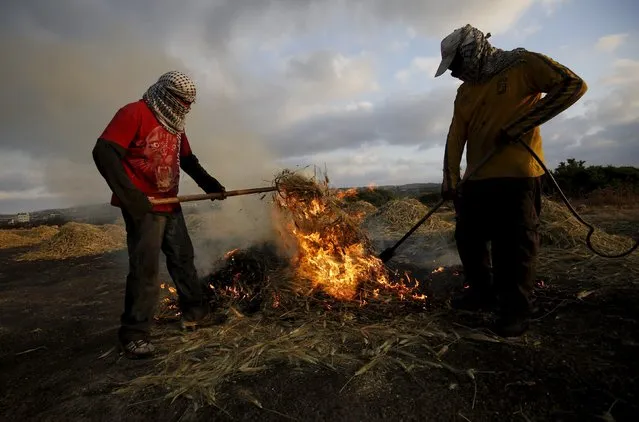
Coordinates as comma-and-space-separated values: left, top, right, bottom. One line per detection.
362, 199, 454, 237
342, 200, 377, 223
16, 222, 126, 261
0, 226, 59, 250
540, 197, 635, 252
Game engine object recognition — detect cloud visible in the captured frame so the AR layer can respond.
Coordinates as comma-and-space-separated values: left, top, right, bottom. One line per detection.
285, 50, 378, 98
508, 23, 542, 41
594, 33, 629, 53
539, 0, 568, 15
279, 144, 447, 187
541, 58, 639, 168
395, 57, 441, 83
1, 0, 630, 214
272, 87, 457, 157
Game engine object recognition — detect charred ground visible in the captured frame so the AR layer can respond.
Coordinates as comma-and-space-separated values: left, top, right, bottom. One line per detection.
1, 206, 638, 422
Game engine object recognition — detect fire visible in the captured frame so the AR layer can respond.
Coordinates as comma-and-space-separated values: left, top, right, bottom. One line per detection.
367, 182, 377, 191
157, 282, 181, 319
160, 283, 177, 294
336, 187, 358, 200
432, 266, 445, 274
275, 173, 425, 303
293, 228, 388, 300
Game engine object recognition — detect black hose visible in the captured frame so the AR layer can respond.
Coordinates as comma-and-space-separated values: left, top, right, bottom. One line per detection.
517, 140, 639, 258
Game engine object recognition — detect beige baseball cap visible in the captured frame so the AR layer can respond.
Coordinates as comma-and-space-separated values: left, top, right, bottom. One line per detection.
434, 26, 468, 77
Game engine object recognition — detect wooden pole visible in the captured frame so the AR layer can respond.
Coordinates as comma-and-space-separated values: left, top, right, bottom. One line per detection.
149, 186, 277, 205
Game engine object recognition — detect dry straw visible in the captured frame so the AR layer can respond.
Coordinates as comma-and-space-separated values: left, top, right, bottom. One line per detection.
0, 226, 59, 250
120, 176, 638, 409
16, 222, 126, 261
366, 199, 452, 233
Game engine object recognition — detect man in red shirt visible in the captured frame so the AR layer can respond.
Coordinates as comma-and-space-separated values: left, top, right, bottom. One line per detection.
93, 71, 226, 359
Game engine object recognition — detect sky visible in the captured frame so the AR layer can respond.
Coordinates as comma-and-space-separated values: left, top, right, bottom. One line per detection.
1, 0, 638, 214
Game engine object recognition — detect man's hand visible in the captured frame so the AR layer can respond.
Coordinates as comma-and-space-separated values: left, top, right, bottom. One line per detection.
126, 195, 153, 223
206, 178, 226, 201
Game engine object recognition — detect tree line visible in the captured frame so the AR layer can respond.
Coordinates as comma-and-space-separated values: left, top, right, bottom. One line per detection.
341, 159, 639, 208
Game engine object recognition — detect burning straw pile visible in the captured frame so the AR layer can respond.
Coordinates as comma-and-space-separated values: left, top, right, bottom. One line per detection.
16, 222, 126, 261
271, 169, 426, 302
126, 170, 465, 408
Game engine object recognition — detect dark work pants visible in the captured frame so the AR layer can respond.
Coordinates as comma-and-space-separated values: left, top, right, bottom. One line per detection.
119, 209, 207, 343
454, 177, 542, 318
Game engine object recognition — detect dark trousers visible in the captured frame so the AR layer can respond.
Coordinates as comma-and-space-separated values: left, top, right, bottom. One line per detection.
454, 177, 542, 317
119, 209, 206, 343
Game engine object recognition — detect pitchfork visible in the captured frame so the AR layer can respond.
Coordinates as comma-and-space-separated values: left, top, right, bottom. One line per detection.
378, 145, 505, 263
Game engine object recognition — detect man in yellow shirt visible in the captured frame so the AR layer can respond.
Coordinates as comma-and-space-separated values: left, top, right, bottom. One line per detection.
435, 25, 587, 336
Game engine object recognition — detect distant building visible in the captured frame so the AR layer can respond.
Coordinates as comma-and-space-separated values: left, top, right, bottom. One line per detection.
16, 212, 30, 223
47, 212, 61, 220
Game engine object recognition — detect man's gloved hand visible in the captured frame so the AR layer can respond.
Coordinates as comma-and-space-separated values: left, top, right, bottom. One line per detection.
125, 195, 153, 225
206, 178, 226, 201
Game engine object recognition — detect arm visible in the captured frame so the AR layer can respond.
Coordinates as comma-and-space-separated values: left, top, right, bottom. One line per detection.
93, 105, 152, 218
442, 89, 469, 196
179, 134, 226, 195
504, 51, 588, 142
92, 139, 153, 218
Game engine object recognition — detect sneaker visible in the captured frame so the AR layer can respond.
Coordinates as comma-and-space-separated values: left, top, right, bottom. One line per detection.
120, 339, 156, 359
493, 315, 530, 337
451, 289, 498, 312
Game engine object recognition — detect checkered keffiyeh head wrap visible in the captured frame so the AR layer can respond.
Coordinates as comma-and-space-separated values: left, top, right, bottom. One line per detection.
143, 71, 197, 134
435, 24, 526, 84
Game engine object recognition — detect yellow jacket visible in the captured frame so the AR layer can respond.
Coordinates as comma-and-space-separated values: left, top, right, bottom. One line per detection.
442, 50, 588, 191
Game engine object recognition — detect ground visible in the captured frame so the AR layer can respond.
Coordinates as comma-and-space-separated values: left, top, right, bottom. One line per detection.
0, 206, 638, 422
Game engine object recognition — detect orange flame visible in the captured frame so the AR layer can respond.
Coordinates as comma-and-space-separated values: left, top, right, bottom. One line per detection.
276, 188, 425, 303
336, 188, 358, 200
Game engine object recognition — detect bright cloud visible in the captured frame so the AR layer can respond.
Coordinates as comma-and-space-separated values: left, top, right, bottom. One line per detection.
595, 33, 629, 53
395, 57, 441, 83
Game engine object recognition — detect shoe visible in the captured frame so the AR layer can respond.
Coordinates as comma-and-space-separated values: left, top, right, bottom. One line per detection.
451, 289, 497, 312
493, 315, 530, 337
119, 339, 156, 359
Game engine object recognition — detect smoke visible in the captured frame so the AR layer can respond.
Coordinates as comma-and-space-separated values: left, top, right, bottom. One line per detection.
0, 19, 286, 269
363, 220, 461, 269
177, 101, 284, 275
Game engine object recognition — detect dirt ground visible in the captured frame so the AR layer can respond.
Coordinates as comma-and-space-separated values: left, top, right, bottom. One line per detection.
1, 208, 638, 422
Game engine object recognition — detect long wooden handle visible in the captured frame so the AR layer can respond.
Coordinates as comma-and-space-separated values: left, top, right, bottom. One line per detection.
149, 186, 277, 205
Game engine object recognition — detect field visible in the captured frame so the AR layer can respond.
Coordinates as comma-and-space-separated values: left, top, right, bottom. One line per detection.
1, 194, 638, 422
